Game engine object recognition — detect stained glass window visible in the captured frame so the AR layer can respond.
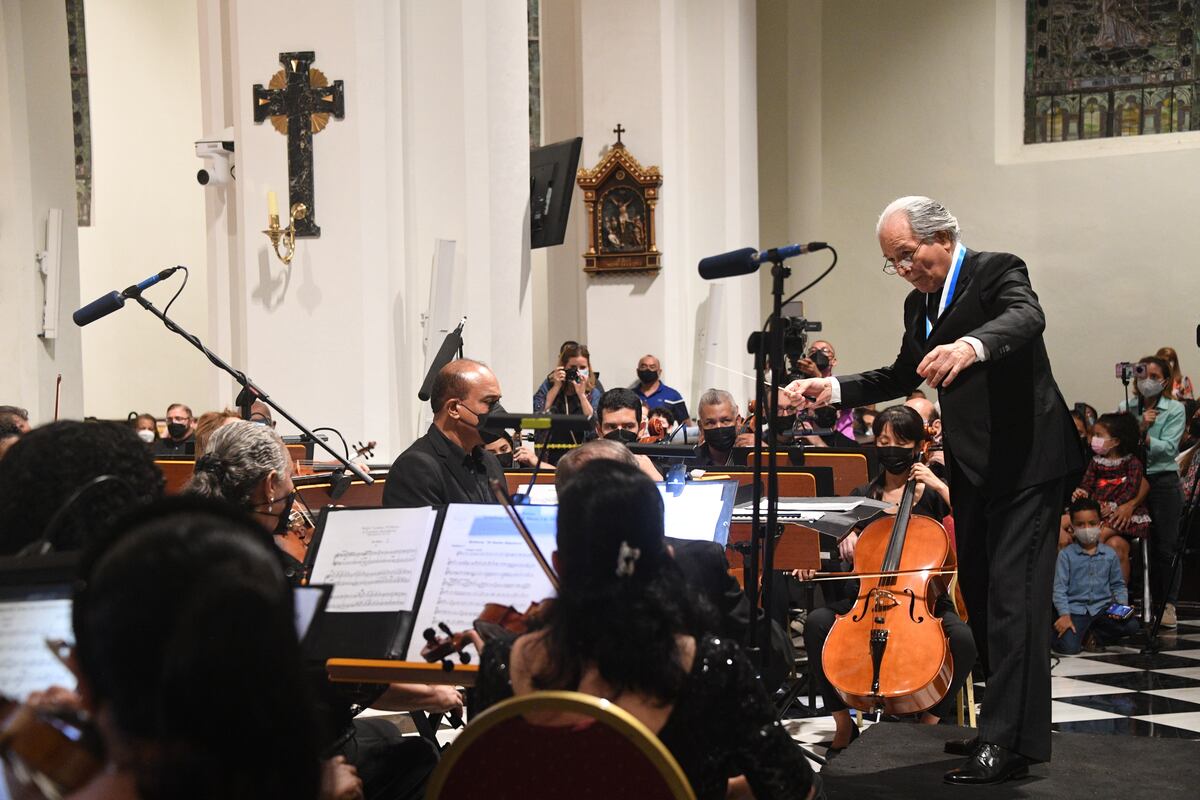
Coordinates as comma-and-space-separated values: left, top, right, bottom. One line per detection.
65, 0, 92, 224
1025, 0, 1199, 143
528, 0, 542, 148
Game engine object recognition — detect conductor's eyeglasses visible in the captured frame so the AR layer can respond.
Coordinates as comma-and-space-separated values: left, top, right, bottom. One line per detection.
882, 240, 928, 276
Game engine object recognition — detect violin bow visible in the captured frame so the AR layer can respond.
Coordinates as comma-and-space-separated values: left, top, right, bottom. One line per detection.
489, 478, 560, 592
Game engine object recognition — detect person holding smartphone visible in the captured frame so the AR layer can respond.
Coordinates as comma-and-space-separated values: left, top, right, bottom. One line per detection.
1052, 497, 1141, 654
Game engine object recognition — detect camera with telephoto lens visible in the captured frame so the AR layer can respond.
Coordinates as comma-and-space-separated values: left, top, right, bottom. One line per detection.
564, 366, 579, 383
1115, 362, 1147, 382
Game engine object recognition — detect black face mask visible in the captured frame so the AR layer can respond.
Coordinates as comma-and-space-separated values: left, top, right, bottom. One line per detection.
637, 369, 659, 385
261, 491, 297, 535
167, 422, 189, 440
496, 451, 514, 468
876, 446, 918, 475
772, 415, 797, 434
705, 425, 737, 452
604, 429, 639, 445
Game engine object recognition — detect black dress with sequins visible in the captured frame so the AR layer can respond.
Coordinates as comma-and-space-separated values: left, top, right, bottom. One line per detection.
475, 634, 814, 799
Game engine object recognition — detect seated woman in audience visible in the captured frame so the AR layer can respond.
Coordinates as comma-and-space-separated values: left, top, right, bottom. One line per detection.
1068, 412, 1150, 583
130, 413, 158, 447
794, 405, 974, 752
67, 499, 336, 800
192, 407, 240, 458
1158, 346, 1194, 401
475, 459, 817, 800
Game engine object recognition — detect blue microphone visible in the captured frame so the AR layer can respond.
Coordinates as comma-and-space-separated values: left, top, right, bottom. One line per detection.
698, 242, 828, 280
72, 267, 181, 327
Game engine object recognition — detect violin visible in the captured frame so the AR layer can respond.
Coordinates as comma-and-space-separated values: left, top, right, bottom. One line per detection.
820, 448, 957, 715
0, 693, 104, 798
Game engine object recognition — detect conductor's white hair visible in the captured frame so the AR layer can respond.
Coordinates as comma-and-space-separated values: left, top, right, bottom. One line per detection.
877, 196, 960, 243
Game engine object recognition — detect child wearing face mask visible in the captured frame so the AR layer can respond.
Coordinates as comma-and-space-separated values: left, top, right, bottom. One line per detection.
1068, 413, 1151, 583
1118, 355, 1186, 627
1053, 498, 1141, 654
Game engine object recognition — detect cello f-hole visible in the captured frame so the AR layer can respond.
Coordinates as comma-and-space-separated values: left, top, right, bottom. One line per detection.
904, 588, 925, 623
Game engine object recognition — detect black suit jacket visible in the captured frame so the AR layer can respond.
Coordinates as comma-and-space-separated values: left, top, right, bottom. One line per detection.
837, 250, 1082, 493
382, 424, 504, 507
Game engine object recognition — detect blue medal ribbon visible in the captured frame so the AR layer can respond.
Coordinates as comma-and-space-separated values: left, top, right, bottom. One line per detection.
926, 242, 966, 337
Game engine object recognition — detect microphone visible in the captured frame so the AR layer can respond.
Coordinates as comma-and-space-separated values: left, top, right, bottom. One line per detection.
698, 242, 829, 280
72, 267, 181, 327
418, 317, 467, 402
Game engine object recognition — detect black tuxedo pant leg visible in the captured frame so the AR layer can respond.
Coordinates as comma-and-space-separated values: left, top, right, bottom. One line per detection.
951, 467, 1062, 763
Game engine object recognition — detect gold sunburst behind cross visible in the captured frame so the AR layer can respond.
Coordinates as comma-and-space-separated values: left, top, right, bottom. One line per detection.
266, 67, 336, 135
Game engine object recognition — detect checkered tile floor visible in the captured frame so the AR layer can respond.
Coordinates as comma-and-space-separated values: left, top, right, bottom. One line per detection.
782, 608, 1200, 761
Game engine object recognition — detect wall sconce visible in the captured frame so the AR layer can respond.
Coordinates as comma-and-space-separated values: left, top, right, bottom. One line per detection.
262, 190, 308, 266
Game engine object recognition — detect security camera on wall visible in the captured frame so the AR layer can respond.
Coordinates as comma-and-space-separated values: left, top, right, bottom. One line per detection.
195, 139, 235, 186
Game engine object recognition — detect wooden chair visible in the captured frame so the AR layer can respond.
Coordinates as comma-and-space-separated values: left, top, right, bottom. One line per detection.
427, 691, 696, 800
156, 460, 195, 495
796, 452, 869, 495
948, 572, 977, 729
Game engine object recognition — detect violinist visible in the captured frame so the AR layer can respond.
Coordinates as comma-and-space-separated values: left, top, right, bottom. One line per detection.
692, 389, 754, 468
475, 458, 819, 800
794, 406, 975, 752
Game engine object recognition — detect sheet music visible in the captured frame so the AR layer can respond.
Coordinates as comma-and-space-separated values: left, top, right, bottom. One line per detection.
661, 481, 731, 543
309, 507, 437, 613
517, 483, 558, 505
406, 504, 558, 662
0, 597, 74, 700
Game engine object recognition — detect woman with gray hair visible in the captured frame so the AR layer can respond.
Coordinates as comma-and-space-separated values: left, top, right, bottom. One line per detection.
184, 419, 300, 545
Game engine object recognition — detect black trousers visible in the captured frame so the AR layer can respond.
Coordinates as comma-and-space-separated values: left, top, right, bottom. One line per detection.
951, 465, 1063, 763
1147, 471, 1184, 606
803, 593, 975, 720
340, 717, 439, 800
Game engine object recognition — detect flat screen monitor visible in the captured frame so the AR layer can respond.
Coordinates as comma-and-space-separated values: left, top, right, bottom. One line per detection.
530, 136, 583, 249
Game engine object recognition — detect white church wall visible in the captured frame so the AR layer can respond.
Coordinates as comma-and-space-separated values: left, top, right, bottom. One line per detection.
0, 0, 83, 423
761, 0, 1200, 410
75, 0, 210, 421
200, 0, 530, 458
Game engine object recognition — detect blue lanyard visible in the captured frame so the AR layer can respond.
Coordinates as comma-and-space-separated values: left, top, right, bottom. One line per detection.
927, 242, 966, 336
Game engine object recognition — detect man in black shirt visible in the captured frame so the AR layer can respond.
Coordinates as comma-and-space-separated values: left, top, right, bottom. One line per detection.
153, 403, 196, 457
383, 359, 505, 507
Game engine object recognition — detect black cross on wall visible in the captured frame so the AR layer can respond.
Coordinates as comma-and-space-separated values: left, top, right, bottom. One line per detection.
253, 51, 344, 238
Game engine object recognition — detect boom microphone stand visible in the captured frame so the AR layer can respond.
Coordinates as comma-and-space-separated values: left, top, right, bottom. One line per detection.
126, 287, 372, 484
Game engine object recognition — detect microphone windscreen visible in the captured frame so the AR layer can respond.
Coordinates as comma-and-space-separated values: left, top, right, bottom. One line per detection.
418, 331, 465, 402
698, 248, 758, 280
72, 291, 125, 327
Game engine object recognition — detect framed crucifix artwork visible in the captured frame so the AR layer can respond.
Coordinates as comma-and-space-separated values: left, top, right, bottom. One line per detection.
576, 124, 662, 274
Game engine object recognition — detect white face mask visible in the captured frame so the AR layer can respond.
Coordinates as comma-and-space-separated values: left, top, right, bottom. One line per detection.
1073, 525, 1101, 547
136, 428, 155, 444
577, 367, 590, 379
1138, 378, 1165, 398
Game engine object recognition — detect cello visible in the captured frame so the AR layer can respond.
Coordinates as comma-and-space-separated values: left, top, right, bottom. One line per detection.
820, 463, 957, 715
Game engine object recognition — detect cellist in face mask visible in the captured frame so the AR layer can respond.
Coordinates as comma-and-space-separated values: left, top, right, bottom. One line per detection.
792, 405, 975, 753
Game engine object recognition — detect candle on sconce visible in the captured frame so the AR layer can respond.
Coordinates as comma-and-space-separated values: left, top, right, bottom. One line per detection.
267, 190, 279, 220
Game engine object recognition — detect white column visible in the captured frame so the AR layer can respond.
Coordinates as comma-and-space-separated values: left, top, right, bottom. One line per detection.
197, 0, 530, 458
0, 0, 84, 422
573, 0, 761, 410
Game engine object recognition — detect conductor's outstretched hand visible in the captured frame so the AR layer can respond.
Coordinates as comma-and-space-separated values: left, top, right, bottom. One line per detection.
783, 377, 834, 408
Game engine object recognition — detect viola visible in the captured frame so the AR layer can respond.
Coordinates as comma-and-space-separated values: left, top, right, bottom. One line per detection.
0, 694, 104, 798
820, 467, 957, 715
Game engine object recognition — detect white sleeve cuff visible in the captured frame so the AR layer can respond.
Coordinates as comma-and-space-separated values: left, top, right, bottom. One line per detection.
828, 376, 842, 405
960, 336, 988, 362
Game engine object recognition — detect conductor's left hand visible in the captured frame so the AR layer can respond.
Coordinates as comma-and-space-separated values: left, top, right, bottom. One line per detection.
783, 377, 833, 408
917, 340, 976, 388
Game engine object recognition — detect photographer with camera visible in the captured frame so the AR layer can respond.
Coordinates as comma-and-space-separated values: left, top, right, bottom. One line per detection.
532, 343, 602, 462
1118, 355, 1186, 628
794, 340, 856, 444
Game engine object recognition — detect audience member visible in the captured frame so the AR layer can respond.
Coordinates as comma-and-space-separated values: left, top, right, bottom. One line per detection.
1180, 404, 1200, 515
131, 413, 158, 446
1119, 355, 1185, 627
476, 459, 817, 799
0, 421, 22, 460
1068, 412, 1150, 582
248, 399, 276, 427
693, 389, 754, 468
0, 421, 163, 555
384, 358, 505, 507
68, 499, 328, 800
0, 405, 30, 433
193, 408, 240, 458
1053, 498, 1140, 654
153, 403, 196, 457
633, 354, 690, 425
534, 343, 601, 418
795, 405, 971, 751
1157, 346, 1194, 401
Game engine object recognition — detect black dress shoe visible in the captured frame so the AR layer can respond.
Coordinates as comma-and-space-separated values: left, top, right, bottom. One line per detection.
944, 742, 1030, 785
943, 735, 978, 756
826, 721, 861, 755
